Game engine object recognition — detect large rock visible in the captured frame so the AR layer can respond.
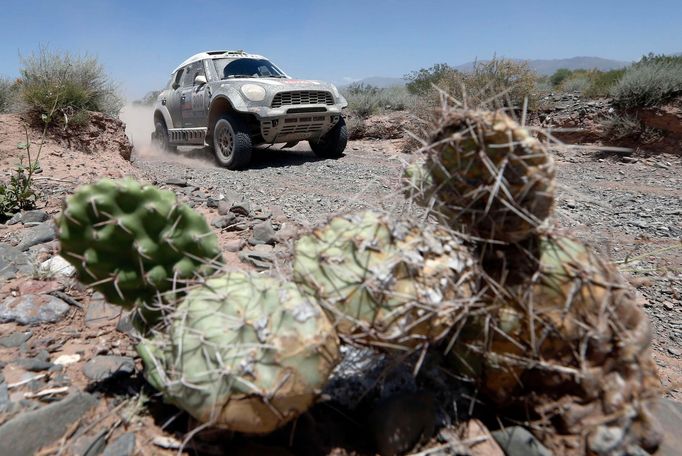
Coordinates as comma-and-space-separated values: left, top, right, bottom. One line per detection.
0, 243, 33, 280
0, 294, 70, 325
83, 356, 135, 382
84, 292, 121, 328
0, 391, 97, 456
102, 432, 136, 456
38, 255, 76, 278
491, 426, 552, 456
16, 221, 56, 251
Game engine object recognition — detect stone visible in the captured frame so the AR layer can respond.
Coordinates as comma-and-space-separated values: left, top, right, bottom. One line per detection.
115, 312, 135, 335
21, 210, 50, 225
457, 420, 504, 456
163, 178, 188, 187
223, 239, 245, 252
6, 213, 22, 225
84, 293, 121, 328
82, 355, 135, 382
249, 221, 277, 245
73, 429, 108, 456
15, 357, 53, 372
217, 200, 231, 216
0, 380, 9, 412
587, 425, 624, 455
667, 347, 681, 357
0, 391, 97, 456
211, 213, 237, 229
491, 426, 552, 456
0, 331, 33, 348
206, 196, 222, 208
102, 433, 136, 456
369, 391, 437, 456
239, 250, 274, 269
230, 201, 251, 216
16, 222, 56, 251
275, 223, 299, 243
653, 398, 682, 456
0, 294, 70, 325
38, 255, 76, 278
0, 244, 33, 280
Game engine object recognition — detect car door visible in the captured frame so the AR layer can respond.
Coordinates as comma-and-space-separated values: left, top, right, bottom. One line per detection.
190, 60, 210, 127
166, 68, 185, 128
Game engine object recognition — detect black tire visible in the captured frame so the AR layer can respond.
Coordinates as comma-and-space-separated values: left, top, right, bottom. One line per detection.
153, 121, 177, 153
309, 117, 348, 159
212, 114, 252, 169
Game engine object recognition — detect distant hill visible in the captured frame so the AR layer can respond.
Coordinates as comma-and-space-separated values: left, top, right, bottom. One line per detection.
455, 56, 630, 75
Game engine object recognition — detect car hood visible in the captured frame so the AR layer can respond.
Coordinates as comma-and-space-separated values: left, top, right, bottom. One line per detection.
222, 78, 335, 92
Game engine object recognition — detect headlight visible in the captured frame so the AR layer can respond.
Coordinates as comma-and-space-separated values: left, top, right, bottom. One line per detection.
330, 84, 340, 98
241, 84, 266, 102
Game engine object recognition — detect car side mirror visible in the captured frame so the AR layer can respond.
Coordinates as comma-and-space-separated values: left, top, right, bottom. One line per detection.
194, 75, 207, 86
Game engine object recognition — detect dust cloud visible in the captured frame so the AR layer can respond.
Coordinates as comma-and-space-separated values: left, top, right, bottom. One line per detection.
119, 104, 216, 168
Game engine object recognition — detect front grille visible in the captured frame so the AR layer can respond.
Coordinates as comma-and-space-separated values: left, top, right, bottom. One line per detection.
271, 91, 334, 108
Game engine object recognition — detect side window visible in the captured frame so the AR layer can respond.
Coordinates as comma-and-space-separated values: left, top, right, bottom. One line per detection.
181, 62, 205, 87
172, 69, 184, 89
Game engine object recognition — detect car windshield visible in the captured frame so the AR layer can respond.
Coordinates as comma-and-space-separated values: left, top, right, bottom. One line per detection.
213, 58, 286, 79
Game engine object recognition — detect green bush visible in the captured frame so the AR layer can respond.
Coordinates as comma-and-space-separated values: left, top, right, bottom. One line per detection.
0, 77, 19, 113
583, 69, 626, 98
550, 68, 572, 87
342, 83, 416, 118
611, 53, 682, 108
19, 47, 123, 127
560, 74, 590, 93
405, 63, 459, 95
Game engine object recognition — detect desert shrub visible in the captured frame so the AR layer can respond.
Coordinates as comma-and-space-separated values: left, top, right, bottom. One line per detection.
560, 75, 590, 93
0, 77, 19, 113
550, 68, 572, 87
342, 83, 416, 118
611, 53, 682, 108
583, 69, 626, 98
19, 47, 123, 127
405, 63, 460, 95
133, 90, 162, 106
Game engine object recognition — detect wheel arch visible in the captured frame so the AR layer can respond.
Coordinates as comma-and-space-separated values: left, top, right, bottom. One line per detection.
153, 107, 173, 130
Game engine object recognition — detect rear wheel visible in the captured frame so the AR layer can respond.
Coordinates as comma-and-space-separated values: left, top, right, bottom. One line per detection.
153, 121, 176, 153
212, 115, 252, 169
309, 117, 348, 159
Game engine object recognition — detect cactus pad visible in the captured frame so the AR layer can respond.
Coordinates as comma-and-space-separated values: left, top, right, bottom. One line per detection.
422, 109, 555, 242
57, 179, 222, 310
293, 210, 478, 348
137, 272, 339, 434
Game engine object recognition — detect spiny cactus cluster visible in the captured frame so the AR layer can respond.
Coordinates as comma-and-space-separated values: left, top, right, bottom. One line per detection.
57, 104, 662, 453
57, 179, 222, 324
293, 210, 478, 349
137, 272, 339, 433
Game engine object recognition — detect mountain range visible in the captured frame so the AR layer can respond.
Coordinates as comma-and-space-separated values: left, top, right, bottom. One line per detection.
349, 56, 633, 88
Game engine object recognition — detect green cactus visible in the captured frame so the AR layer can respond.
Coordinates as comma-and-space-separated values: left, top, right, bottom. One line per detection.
421, 109, 556, 243
136, 271, 339, 434
293, 210, 478, 348
402, 161, 435, 206
57, 179, 222, 317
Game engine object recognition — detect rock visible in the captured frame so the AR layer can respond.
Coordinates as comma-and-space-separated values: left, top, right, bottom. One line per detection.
0, 244, 33, 280
16, 357, 53, 372
456, 420, 504, 456
667, 347, 681, 357
164, 178, 188, 187
85, 293, 121, 328
587, 425, 624, 455
663, 301, 675, 311
0, 331, 32, 348
115, 312, 135, 335
249, 221, 277, 245
6, 213, 22, 225
73, 429, 108, 456
217, 200, 231, 216
211, 213, 237, 229
0, 391, 97, 456
275, 223, 299, 243
223, 239, 245, 252
0, 294, 70, 325
491, 426, 552, 456
206, 196, 222, 208
369, 391, 437, 456
82, 355, 135, 382
102, 432, 136, 456
230, 201, 251, 216
16, 222, 56, 251
0, 380, 9, 412
38, 255, 76, 278
21, 210, 50, 225
239, 250, 274, 270
653, 398, 682, 456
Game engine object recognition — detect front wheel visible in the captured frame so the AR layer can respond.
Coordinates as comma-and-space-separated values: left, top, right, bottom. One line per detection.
212, 115, 252, 169
309, 117, 348, 159
153, 121, 176, 153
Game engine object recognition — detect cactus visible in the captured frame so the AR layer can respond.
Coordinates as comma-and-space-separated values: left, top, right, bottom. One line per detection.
445, 234, 662, 452
293, 210, 478, 349
57, 179, 222, 318
419, 109, 555, 243
402, 161, 434, 206
136, 271, 339, 434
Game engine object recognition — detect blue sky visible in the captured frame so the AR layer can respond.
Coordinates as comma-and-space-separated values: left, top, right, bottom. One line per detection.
0, 0, 680, 100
